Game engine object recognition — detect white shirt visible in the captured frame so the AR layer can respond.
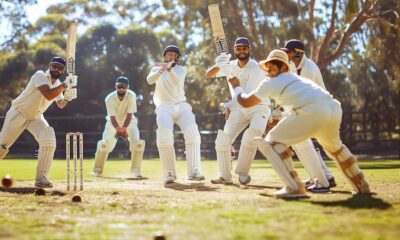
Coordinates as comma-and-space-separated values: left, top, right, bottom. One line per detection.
213, 58, 270, 109
11, 70, 63, 120
105, 90, 137, 125
254, 72, 332, 111
146, 65, 186, 106
290, 55, 326, 89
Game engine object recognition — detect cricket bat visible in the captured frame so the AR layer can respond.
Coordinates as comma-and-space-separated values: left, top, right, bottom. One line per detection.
208, 4, 229, 54
66, 21, 77, 76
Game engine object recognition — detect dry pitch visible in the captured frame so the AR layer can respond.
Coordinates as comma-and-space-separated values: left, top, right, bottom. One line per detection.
0, 158, 399, 239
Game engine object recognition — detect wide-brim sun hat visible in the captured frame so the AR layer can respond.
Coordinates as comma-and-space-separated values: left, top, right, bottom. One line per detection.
259, 49, 290, 71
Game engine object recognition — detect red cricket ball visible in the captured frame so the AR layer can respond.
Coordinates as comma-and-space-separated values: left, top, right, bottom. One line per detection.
1, 175, 13, 188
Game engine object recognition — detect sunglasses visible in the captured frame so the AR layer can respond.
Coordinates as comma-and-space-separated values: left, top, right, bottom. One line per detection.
50, 64, 65, 71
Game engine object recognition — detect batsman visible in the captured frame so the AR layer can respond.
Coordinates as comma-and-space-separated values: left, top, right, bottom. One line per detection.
0, 56, 78, 188
92, 76, 145, 178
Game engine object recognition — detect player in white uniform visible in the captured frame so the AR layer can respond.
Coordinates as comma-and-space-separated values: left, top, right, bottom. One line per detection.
280, 39, 336, 192
92, 76, 145, 178
228, 50, 370, 198
147, 45, 204, 184
0, 57, 78, 188
206, 37, 270, 185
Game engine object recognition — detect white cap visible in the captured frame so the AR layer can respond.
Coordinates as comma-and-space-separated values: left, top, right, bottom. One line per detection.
259, 49, 290, 71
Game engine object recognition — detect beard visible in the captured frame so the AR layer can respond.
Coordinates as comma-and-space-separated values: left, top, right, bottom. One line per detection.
49, 70, 62, 79
236, 53, 250, 61
117, 91, 126, 97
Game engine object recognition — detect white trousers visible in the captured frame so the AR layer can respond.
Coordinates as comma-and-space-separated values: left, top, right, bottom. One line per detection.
156, 102, 196, 131
98, 119, 140, 152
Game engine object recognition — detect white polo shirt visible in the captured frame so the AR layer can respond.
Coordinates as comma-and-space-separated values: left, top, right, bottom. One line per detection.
215, 58, 270, 109
254, 72, 332, 110
146, 65, 186, 107
105, 89, 137, 125
290, 55, 326, 89
11, 70, 63, 120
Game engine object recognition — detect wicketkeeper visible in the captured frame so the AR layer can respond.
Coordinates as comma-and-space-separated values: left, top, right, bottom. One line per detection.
147, 45, 204, 184
228, 49, 370, 198
206, 37, 270, 185
0, 56, 78, 188
92, 76, 145, 178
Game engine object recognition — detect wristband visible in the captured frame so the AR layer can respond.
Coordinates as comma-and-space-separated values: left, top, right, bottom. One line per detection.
233, 86, 244, 96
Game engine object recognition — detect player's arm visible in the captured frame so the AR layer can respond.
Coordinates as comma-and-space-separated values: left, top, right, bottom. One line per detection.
228, 76, 262, 108
37, 84, 66, 101
147, 66, 162, 85
206, 66, 220, 78
122, 113, 132, 128
206, 53, 231, 78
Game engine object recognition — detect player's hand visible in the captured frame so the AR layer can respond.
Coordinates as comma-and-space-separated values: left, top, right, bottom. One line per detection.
62, 75, 78, 89
267, 117, 280, 128
64, 88, 77, 101
215, 52, 231, 68
228, 76, 240, 88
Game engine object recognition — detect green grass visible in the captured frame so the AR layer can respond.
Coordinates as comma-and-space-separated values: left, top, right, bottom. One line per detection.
0, 158, 399, 239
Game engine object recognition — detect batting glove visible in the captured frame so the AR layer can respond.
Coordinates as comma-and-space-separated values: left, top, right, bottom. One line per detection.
62, 75, 78, 89
64, 88, 77, 101
215, 52, 231, 68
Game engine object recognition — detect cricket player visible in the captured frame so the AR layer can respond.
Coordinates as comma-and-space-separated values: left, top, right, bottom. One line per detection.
206, 37, 270, 185
228, 49, 370, 198
0, 56, 78, 188
147, 45, 204, 184
92, 76, 145, 178
281, 39, 336, 192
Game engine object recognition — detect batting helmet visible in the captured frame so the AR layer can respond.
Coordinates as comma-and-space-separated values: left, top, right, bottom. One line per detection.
163, 45, 180, 57
50, 56, 66, 66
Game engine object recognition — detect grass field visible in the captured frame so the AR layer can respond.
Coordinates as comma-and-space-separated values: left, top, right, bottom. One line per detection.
0, 158, 399, 240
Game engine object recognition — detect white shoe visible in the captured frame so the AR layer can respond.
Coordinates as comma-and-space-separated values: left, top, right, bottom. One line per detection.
238, 175, 251, 185
132, 172, 142, 178
210, 177, 233, 185
274, 186, 307, 199
164, 173, 176, 184
35, 176, 53, 188
188, 173, 205, 181
91, 171, 102, 177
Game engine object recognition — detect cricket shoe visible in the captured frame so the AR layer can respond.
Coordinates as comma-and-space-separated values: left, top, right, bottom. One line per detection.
306, 181, 330, 193
304, 178, 314, 189
238, 175, 251, 185
35, 176, 53, 188
91, 171, 102, 177
274, 184, 307, 199
210, 177, 233, 185
164, 173, 176, 184
131, 172, 142, 179
188, 173, 205, 181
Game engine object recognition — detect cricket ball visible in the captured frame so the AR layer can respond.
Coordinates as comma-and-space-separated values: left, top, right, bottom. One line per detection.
35, 188, 46, 196
1, 175, 13, 188
72, 194, 82, 202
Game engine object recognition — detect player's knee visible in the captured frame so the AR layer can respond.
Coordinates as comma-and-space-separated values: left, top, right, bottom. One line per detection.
215, 130, 231, 151
38, 126, 56, 147
271, 142, 293, 159
97, 140, 110, 153
183, 124, 200, 144
130, 139, 145, 152
241, 128, 263, 146
156, 128, 174, 148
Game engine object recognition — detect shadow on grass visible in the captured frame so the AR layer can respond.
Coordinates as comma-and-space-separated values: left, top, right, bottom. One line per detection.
259, 191, 310, 200
240, 184, 281, 190
164, 182, 219, 192
96, 176, 149, 181
310, 194, 391, 209
0, 187, 66, 196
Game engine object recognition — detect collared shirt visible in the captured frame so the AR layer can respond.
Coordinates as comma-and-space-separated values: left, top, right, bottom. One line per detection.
105, 90, 137, 125
254, 72, 332, 110
290, 55, 326, 89
146, 65, 187, 106
11, 70, 63, 120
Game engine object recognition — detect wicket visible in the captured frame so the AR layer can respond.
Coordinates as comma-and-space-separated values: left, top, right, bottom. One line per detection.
66, 132, 83, 191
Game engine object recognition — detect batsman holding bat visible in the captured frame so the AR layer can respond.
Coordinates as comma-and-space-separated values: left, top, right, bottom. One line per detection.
147, 45, 204, 184
207, 37, 270, 185
92, 76, 145, 178
0, 56, 78, 188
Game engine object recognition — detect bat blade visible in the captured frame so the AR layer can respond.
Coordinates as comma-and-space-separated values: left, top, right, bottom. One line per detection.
208, 4, 229, 54
66, 21, 77, 75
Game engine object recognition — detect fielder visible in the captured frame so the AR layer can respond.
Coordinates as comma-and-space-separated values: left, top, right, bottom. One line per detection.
147, 45, 204, 184
0, 57, 78, 188
206, 37, 270, 185
228, 49, 370, 198
280, 39, 336, 192
92, 76, 145, 178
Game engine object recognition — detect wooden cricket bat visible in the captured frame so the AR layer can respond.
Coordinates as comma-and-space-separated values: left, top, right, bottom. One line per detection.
66, 21, 77, 76
208, 4, 229, 54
